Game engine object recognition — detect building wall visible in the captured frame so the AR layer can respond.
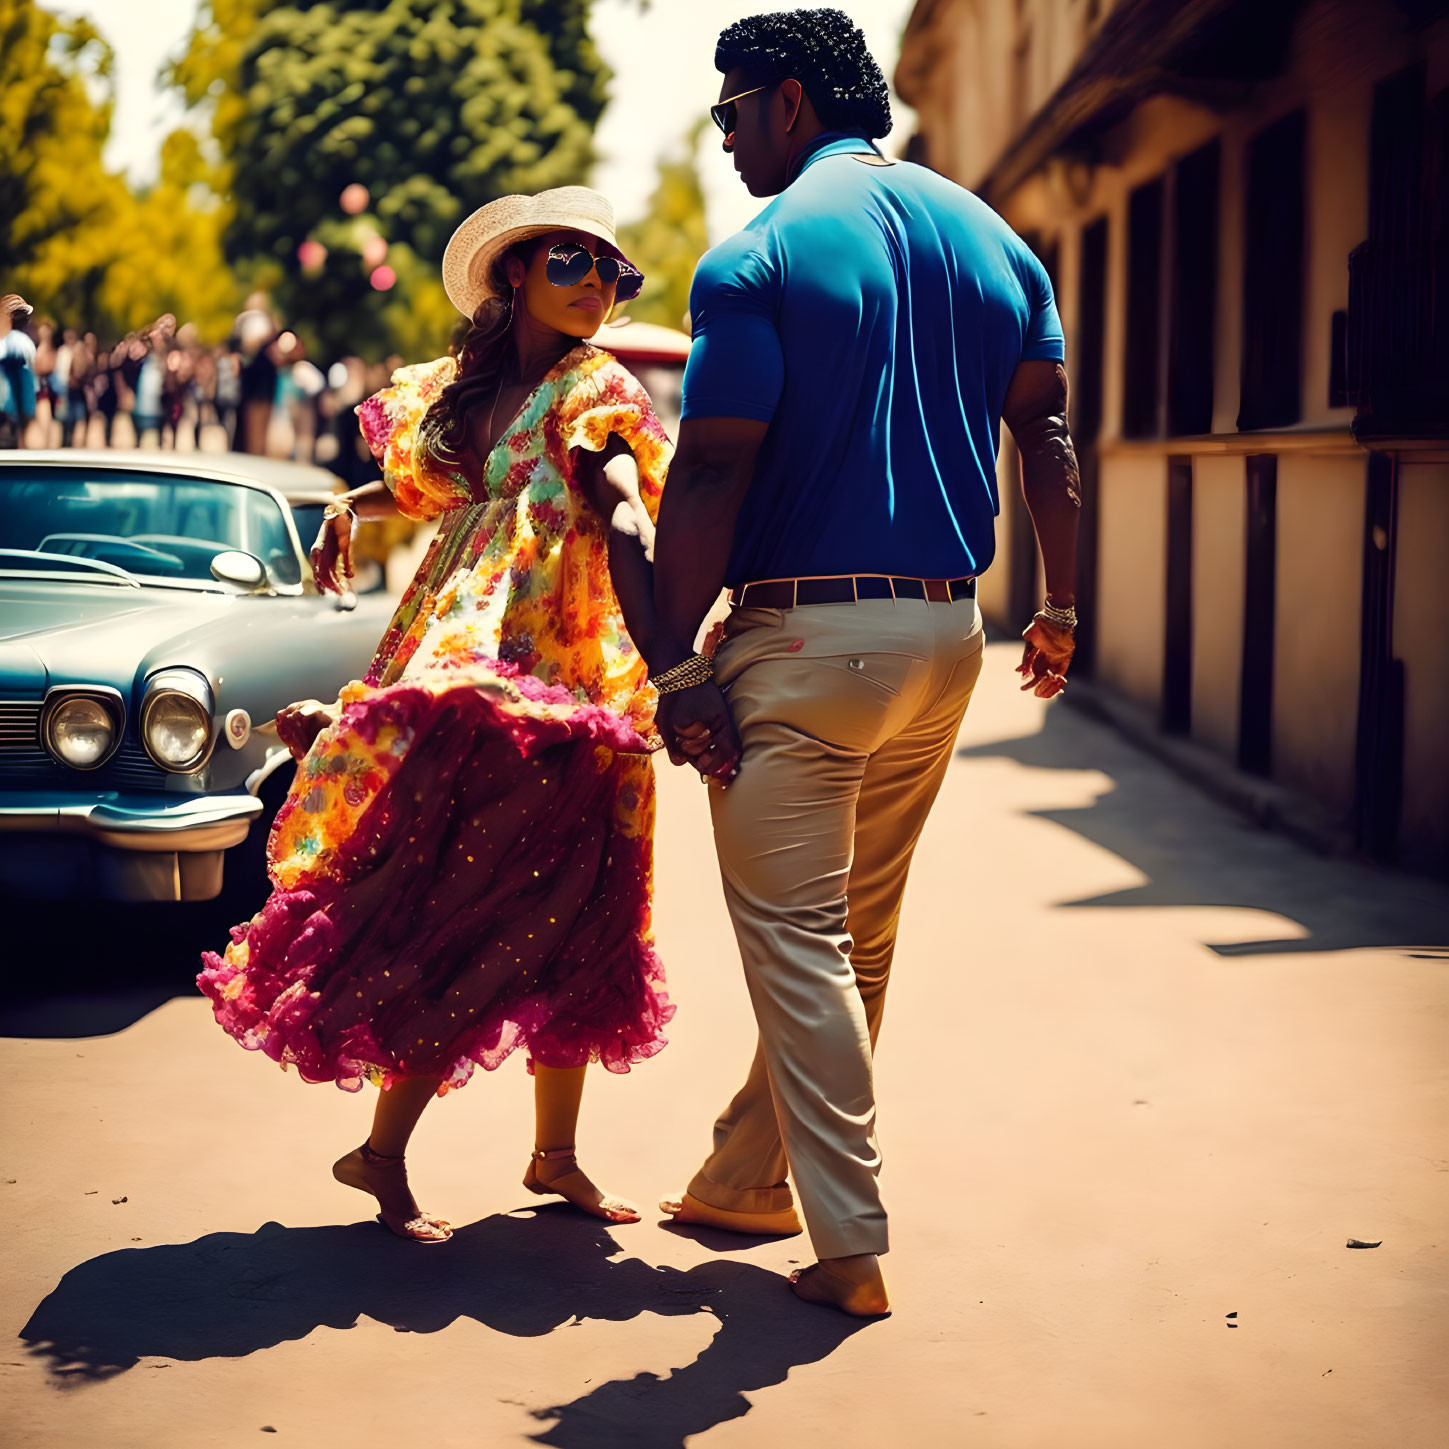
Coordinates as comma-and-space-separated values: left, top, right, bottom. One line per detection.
1271, 455, 1365, 816
1095, 452, 1166, 711
1394, 462, 1449, 872
981, 435, 1018, 623
1189, 455, 1246, 758
897, 0, 1449, 874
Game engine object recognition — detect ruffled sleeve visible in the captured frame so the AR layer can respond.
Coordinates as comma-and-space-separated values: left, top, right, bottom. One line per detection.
556, 352, 673, 523
356, 356, 469, 521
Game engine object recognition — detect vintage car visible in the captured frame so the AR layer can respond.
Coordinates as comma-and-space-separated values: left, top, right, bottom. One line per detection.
0, 450, 394, 906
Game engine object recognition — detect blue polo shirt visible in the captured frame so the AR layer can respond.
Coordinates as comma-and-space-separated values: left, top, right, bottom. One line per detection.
681, 134, 1064, 585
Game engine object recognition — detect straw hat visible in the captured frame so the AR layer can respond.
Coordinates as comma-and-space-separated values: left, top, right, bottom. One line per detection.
441, 186, 638, 319
1, 294, 33, 319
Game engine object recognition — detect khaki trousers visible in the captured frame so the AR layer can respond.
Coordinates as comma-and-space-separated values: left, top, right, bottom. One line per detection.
688, 594, 985, 1259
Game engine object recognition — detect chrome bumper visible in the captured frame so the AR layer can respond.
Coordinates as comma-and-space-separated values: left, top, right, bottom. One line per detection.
0, 791, 262, 850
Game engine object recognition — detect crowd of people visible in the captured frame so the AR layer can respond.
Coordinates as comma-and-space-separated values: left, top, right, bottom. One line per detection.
0, 290, 395, 488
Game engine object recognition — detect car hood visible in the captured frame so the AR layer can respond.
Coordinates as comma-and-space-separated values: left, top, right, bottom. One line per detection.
0, 579, 235, 693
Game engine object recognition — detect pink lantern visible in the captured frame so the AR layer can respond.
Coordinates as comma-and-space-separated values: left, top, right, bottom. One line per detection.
297, 239, 327, 269
340, 183, 370, 215
361, 233, 388, 269
369, 265, 397, 292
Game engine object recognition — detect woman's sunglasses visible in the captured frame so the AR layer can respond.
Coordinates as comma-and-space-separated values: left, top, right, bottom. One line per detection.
545, 245, 644, 302
710, 84, 769, 137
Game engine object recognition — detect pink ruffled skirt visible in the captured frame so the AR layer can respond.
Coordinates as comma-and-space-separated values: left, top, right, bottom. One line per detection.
198, 673, 672, 1092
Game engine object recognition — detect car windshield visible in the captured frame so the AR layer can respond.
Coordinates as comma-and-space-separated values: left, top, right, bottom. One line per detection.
0, 466, 301, 586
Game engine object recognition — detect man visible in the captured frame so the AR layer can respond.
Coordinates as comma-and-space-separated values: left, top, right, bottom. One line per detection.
0, 294, 38, 449
649, 9, 1081, 1317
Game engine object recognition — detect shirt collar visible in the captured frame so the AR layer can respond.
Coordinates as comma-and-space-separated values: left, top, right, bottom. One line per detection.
788, 131, 881, 184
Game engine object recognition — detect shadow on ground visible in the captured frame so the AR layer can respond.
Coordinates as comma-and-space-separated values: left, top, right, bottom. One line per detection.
958, 703, 1449, 958
0, 896, 238, 1038
19, 1208, 866, 1447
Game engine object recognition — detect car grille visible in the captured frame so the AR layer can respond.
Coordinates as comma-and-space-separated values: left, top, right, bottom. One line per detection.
0, 699, 169, 789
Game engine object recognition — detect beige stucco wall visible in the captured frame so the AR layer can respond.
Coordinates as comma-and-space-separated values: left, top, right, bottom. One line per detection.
1189, 456, 1247, 757
1271, 455, 1365, 816
979, 432, 1018, 624
1393, 463, 1449, 872
1095, 452, 1167, 711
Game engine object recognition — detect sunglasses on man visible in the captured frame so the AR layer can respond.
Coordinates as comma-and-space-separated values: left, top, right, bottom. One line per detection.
710, 84, 770, 138
545, 245, 644, 303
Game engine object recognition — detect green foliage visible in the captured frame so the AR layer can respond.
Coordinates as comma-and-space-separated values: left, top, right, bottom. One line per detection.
1, 0, 240, 339
169, 0, 613, 360
0, 1, 114, 282
616, 120, 709, 332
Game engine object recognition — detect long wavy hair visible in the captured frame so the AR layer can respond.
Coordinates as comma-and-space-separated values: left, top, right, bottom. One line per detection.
421, 240, 541, 464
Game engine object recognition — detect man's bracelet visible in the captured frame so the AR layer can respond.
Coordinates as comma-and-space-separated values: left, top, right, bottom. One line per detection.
1039, 600, 1078, 631
652, 653, 714, 695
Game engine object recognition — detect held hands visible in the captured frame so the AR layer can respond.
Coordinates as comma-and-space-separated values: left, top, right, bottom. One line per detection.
310, 505, 354, 594
1018, 611, 1075, 699
656, 682, 742, 785
276, 698, 341, 760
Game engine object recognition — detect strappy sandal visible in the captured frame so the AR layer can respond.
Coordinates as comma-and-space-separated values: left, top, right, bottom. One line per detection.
523, 1145, 641, 1224
332, 1141, 452, 1243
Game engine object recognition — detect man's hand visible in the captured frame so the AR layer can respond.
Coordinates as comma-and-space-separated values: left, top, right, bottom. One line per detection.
656, 682, 742, 784
276, 698, 340, 760
310, 509, 354, 594
1017, 614, 1074, 699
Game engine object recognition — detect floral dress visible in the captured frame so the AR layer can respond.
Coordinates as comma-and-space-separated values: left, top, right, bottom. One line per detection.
199, 344, 675, 1092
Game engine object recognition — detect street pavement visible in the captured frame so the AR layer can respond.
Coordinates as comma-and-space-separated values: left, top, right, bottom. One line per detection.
3, 639, 1447, 1449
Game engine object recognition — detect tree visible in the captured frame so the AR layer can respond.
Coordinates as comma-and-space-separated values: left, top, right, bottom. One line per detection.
0, 1, 115, 283
168, 0, 613, 359
1, 0, 239, 338
615, 120, 709, 332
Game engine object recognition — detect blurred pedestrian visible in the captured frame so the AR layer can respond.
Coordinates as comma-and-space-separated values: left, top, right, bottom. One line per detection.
214, 341, 241, 449
234, 295, 279, 454
60, 331, 97, 447
32, 319, 57, 444
653, 9, 1080, 1318
132, 346, 165, 446
0, 295, 38, 449
198, 187, 671, 1244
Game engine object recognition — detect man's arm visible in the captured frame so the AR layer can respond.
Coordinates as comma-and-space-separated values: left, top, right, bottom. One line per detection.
651, 415, 768, 780
1001, 359, 1081, 698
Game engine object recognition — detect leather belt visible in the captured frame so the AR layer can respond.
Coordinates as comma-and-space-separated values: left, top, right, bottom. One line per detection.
728, 574, 977, 610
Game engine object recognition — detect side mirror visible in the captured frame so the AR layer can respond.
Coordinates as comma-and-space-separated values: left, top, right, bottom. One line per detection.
210, 550, 268, 589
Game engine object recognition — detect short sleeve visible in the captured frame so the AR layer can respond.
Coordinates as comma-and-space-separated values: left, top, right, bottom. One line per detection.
1020, 252, 1066, 363
558, 354, 674, 523
680, 243, 785, 423
356, 356, 468, 521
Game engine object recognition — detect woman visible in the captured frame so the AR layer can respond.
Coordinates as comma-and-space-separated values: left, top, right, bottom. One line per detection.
200, 188, 674, 1243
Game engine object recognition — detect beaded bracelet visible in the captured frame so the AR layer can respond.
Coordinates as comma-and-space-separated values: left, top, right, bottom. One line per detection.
652, 654, 714, 695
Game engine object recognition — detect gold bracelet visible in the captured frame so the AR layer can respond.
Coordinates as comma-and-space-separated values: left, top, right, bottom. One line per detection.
652, 654, 714, 695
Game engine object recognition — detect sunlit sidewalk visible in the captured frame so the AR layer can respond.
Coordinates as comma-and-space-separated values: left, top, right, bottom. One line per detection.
3, 641, 1446, 1449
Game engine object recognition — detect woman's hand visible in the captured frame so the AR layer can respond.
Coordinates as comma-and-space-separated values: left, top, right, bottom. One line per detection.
276, 699, 340, 760
310, 506, 354, 594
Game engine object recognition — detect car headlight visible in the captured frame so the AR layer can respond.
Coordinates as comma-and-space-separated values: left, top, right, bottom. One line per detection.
141, 670, 215, 772
43, 693, 121, 770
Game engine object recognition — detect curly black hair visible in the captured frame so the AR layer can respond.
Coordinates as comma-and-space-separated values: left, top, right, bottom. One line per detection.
715, 8, 893, 141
